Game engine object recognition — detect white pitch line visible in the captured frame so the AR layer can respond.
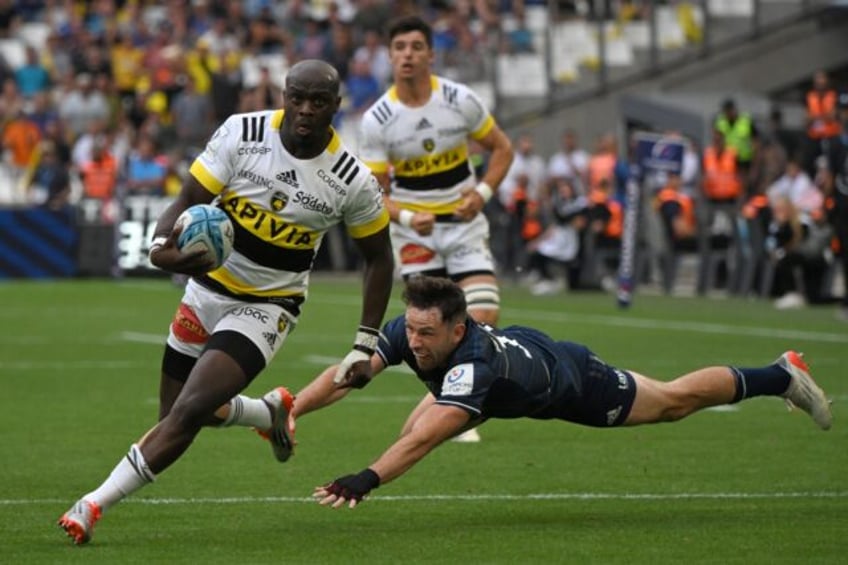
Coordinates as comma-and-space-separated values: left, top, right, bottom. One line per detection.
3, 491, 846, 506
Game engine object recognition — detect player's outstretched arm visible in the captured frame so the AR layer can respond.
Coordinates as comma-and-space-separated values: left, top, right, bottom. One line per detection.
293, 355, 386, 421
314, 403, 470, 509
335, 226, 394, 385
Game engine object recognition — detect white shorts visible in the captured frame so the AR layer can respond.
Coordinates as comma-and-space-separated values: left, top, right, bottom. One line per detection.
166, 279, 296, 364
391, 213, 495, 277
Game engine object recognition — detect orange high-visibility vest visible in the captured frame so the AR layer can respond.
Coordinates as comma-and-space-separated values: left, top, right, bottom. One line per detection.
742, 194, 769, 219
656, 188, 696, 232
806, 90, 841, 139
703, 146, 742, 200
589, 189, 622, 238
588, 153, 616, 191
81, 154, 118, 199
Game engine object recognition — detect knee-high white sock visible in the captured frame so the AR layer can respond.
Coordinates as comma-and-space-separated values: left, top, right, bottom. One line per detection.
83, 444, 155, 511
219, 395, 272, 429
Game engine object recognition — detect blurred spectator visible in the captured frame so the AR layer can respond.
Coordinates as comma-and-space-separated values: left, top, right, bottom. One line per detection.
501, 6, 535, 54
767, 195, 832, 309
26, 90, 60, 135
750, 112, 789, 197
247, 65, 283, 110
326, 23, 356, 82
656, 172, 697, 243
353, 29, 391, 89
41, 32, 74, 83
803, 69, 841, 176
526, 177, 587, 295
125, 135, 166, 196
714, 98, 756, 189
2, 108, 41, 183
170, 75, 214, 152
57, 72, 110, 140
352, 0, 393, 34
15, 45, 50, 98
764, 106, 800, 163
821, 125, 848, 319
71, 118, 109, 168
199, 17, 240, 57
702, 128, 742, 203
207, 50, 243, 124
79, 137, 118, 201
0, 76, 24, 123
30, 140, 70, 210
547, 128, 590, 194
344, 56, 381, 118
766, 156, 823, 219
495, 133, 546, 275
295, 16, 330, 60
587, 177, 623, 248
654, 172, 697, 293
110, 32, 145, 109
587, 132, 618, 194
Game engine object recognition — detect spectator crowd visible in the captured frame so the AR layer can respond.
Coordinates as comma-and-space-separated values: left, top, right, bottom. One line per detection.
0, 1, 845, 316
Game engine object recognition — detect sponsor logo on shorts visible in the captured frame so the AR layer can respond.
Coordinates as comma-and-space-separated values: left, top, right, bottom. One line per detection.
399, 243, 436, 265
172, 303, 208, 344
606, 406, 622, 426
231, 306, 270, 324
441, 363, 474, 396
263, 331, 278, 349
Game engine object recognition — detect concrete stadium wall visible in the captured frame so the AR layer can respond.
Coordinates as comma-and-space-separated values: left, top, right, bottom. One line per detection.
503, 17, 848, 157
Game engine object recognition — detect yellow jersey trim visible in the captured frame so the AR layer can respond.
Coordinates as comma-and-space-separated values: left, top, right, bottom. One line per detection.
470, 115, 495, 141
190, 161, 225, 195
347, 208, 389, 239
208, 268, 306, 298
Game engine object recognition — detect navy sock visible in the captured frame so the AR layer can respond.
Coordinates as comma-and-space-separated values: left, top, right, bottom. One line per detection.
729, 364, 792, 403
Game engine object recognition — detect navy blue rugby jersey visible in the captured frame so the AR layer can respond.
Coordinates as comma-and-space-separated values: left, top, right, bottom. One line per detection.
376, 315, 590, 419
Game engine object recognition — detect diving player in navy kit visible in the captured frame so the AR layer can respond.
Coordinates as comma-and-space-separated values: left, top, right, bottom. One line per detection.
291, 276, 832, 509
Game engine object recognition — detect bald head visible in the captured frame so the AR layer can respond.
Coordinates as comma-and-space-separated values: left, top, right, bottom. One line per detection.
280, 59, 342, 156
285, 60, 340, 96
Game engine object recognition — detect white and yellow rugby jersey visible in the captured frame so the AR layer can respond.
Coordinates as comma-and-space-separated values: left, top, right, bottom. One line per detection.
189, 109, 388, 302
359, 75, 495, 216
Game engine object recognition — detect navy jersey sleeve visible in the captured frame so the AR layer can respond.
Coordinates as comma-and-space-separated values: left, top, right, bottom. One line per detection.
376, 315, 406, 367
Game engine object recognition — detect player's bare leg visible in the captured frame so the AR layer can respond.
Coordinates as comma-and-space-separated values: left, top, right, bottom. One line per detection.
624, 351, 831, 429
59, 349, 253, 545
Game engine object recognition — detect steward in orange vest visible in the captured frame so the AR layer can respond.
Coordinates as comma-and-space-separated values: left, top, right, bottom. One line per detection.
655, 174, 696, 244
702, 129, 743, 202
806, 70, 841, 140
587, 179, 622, 246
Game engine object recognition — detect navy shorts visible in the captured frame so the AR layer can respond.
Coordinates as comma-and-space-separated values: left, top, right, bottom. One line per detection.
556, 345, 637, 427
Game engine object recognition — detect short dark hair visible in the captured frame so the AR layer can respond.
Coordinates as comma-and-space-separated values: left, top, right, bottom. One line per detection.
388, 15, 433, 48
402, 276, 466, 324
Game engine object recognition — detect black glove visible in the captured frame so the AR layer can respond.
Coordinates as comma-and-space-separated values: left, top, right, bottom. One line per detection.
324, 468, 380, 502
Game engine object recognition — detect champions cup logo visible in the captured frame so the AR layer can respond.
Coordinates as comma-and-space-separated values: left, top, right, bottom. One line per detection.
270, 191, 288, 211
422, 138, 435, 152
641, 138, 684, 174
447, 367, 465, 382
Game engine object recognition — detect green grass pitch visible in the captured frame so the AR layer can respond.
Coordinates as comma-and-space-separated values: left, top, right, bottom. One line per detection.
1, 276, 845, 564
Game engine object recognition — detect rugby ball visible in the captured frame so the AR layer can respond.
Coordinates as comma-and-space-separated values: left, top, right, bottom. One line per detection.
175, 204, 234, 270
